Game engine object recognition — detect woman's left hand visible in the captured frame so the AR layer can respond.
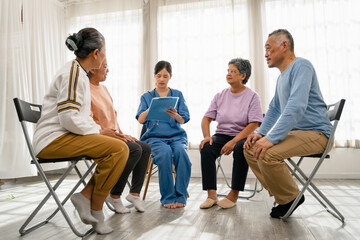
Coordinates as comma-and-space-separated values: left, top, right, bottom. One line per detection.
165, 106, 184, 124
124, 135, 137, 142
165, 106, 178, 118
220, 140, 236, 155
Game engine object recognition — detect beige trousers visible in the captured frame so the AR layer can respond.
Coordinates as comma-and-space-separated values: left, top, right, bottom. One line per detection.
37, 133, 129, 196
244, 130, 329, 204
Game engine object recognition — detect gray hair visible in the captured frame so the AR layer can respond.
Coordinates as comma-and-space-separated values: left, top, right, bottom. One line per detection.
228, 58, 251, 84
65, 27, 105, 58
268, 29, 294, 52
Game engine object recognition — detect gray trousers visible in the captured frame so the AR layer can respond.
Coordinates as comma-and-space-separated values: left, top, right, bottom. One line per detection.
110, 141, 151, 195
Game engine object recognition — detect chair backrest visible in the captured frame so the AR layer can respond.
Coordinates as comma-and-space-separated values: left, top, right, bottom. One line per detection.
327, 99, 345, 134
322, 99, 345, 155
13, 98, 42, 160
140, 124, 147, 138
13, 98, 42, 123
327, 99, 345, 122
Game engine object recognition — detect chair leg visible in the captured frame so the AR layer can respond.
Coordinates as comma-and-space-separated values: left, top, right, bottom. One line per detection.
172, 164, 176, 179
126, 180, 131, 189
241, 178, 262, 199
216, 178, 262, 199
74, 165, 87, 187
84, 160, 94, 175
142, 160, 153, 200
143, 158, 152, 182
281, 158, 345, 223
19, 161, 96, 237
104, 199, 116, 212
291, 156, 305, 176
216, 157, 231, 188
216, 157, 262, 199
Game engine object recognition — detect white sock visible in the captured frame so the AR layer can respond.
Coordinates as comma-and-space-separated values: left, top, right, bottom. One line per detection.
91, 210, 113, 235
106, 196, 130, 214
126, 194, 145, 212
70, 193, 98, 225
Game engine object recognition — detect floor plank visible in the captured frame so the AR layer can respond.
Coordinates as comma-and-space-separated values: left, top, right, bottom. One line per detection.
0, 176, 359, 239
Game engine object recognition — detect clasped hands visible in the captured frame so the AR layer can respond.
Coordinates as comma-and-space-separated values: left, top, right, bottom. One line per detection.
243, 133, 274, 160
100, 128, 137, 142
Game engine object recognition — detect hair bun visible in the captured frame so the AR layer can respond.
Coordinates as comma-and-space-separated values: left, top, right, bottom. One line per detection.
65, 28, 104, 58
75, 33, 84, 49
65, 33, 78, 51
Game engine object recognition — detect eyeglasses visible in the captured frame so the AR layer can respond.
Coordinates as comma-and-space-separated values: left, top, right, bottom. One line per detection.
227, 69, 239, 74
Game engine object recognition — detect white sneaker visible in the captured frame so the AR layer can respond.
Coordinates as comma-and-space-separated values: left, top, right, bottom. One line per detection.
126, 194, 145, 212
106, 196, 130, 214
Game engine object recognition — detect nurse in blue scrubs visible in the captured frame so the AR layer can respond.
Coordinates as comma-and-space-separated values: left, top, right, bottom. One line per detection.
136, 60, 191, 209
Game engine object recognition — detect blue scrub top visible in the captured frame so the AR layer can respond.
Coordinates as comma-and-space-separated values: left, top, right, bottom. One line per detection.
136, 88, 190, 141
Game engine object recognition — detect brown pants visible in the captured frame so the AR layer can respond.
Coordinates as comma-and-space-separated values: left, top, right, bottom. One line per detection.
244, 130, 329, 204
37, 133, 129, 196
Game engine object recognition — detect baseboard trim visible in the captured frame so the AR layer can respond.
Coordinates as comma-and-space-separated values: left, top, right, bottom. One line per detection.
190, 172, 360, 179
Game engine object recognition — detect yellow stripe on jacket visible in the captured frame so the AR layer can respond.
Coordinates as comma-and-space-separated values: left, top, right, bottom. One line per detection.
60, 60, 81, 113
68, 60, 80, 102
57, 100, 81, 112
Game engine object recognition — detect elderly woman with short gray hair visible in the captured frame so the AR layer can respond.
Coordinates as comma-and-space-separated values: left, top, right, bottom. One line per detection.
199, 58, 263, 209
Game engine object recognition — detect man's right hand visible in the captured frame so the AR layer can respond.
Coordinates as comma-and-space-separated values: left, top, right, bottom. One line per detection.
199, 136, 213, 151
243, 133, 263, 149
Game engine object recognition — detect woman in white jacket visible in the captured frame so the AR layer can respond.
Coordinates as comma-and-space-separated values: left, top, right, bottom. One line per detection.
33, 28, 129, 235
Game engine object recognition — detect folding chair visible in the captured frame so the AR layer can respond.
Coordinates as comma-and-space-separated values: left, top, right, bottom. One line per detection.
13, 98, 96, 237
216, 155, 263, 199
282, 99, 346, 222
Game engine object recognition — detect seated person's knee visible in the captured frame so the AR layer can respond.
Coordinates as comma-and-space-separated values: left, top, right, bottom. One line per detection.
154, 148, 172, 160
200, 142, 213, 154
243, 147, 253, 158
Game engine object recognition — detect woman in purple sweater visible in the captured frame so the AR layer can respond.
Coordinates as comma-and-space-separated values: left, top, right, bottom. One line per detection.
199, 58, 263, 209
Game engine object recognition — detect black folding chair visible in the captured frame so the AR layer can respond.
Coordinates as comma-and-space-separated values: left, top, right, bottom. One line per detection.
282, 99, 346, 222
13, 97, 96, 237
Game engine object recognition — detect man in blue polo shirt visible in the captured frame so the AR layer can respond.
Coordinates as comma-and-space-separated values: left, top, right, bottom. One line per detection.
244, 29, 332, 218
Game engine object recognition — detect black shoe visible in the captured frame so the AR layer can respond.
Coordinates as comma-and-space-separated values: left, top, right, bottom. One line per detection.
270, 195, 305, 219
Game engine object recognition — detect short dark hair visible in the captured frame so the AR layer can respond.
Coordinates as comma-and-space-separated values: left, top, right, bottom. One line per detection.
65, 27, 105, 58
154, 60, 172, 76
228, 58, 252, 85
268, 29, 294, 52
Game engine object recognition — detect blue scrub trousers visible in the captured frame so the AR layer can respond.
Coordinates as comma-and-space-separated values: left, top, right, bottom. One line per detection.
145, 135, 191, 205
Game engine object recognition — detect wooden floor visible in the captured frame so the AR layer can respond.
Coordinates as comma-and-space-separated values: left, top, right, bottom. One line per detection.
0, 175, 359, 240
